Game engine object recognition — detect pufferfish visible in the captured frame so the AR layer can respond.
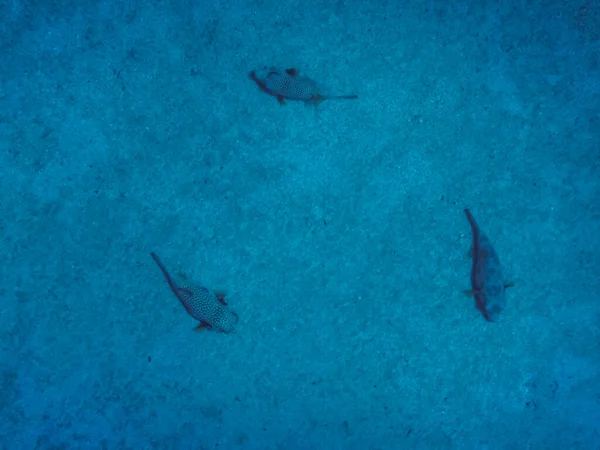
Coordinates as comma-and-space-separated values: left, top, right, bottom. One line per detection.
249, 67, 358, 106
463, 209, 513, 322
150, 252, 238, 333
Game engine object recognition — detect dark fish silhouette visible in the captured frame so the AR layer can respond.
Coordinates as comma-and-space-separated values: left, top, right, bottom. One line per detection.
464, 209, 512, 321
150, 252, 238, 333
249, 67, 358, 106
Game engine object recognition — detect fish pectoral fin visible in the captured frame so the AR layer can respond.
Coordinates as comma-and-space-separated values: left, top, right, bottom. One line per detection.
194, 321, 212, 332
277, 95, 286, 105
214, 290, 228, 306
310, 94, 325, 105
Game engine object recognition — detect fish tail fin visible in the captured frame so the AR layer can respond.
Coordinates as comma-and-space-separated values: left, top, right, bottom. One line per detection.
327, 94, 358, 100
308, 94, 358, 105
151, 252, 172, 283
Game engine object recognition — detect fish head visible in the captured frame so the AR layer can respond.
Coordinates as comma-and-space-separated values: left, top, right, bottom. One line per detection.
483, 284, 507, 321
249, 67, 321, 103
249, 67, 287, 87
249, 67, 291, 103
213, 307, 239, 334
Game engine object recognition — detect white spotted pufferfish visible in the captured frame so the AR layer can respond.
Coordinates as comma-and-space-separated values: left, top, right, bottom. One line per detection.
150, 252, 238, 333
249, 67, 358, 106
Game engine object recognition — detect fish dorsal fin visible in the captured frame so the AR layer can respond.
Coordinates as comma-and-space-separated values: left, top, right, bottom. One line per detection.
285, 68, 299, 77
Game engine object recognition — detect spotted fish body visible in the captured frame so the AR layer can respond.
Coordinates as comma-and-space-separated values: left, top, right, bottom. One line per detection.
464, 209, 508, 322
249, 67, 358, 106
150, 252, 238, 333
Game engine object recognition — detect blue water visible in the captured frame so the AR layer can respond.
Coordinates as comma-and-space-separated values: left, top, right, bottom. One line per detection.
1, 0, 599, 448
